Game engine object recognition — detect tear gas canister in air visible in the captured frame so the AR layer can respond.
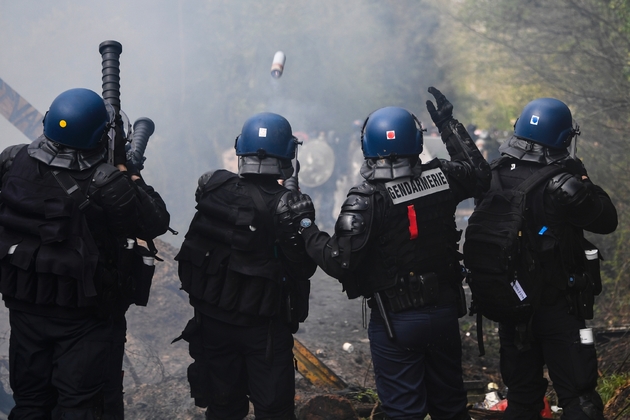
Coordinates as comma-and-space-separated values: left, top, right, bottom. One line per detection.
271, 51, 286, 78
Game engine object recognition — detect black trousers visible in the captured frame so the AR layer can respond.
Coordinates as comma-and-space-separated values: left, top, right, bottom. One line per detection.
499, 298, 602, 420
102, 309, 128, 420
193, 313, 296, 420
8, 309, 114, 420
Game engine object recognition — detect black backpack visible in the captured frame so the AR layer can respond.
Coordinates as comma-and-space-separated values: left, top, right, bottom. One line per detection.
463, 162, 563, 353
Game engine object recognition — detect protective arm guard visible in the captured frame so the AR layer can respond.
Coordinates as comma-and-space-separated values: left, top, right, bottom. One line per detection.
547, 173, 618, 233
276, 190, 301, 251
439, 119, 491, 196
91, 164, 139, 237
299, 184, 375, 298
133, 178, 170, 240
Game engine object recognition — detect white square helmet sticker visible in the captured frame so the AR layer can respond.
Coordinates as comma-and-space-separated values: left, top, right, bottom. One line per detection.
530, 115, 540, 125
259, 128, 267, 137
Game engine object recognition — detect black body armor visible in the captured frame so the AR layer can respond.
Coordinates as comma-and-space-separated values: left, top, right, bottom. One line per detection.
177, 170, 313, 326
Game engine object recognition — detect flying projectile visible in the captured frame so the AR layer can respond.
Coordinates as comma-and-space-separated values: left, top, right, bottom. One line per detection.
270, 51, 286, 78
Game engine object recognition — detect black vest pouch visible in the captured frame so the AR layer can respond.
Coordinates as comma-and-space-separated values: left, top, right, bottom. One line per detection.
289, 277, 310, 323
383, 277, 413, 313
217, 269, 241, 312
127, 242, 156, 307
418, 272, 440, 306
383, 272, 440, 313
581, 238, 602, 296
177, 236, 231, 308
218, 270, 280, 317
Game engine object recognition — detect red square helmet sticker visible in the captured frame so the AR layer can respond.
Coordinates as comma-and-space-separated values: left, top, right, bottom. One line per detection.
386, 130, 396, 140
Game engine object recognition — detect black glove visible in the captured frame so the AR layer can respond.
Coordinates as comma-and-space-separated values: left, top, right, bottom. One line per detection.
113, 114, 128, 165
288, 193, 316, 225
426, 86, 453, 132
562, 157, 588, 178
125, 159, 142, 179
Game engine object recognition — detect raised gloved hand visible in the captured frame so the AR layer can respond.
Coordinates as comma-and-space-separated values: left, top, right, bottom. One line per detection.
288, 193, 316, 226
426, 86, 453, 132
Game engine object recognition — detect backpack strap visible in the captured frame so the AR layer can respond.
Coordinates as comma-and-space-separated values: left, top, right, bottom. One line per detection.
513, 164, 565, 194
516, 164, 564, 352
51, 169, 92, 210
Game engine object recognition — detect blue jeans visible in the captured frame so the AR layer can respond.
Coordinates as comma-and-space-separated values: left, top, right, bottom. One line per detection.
368, 303, 468, 420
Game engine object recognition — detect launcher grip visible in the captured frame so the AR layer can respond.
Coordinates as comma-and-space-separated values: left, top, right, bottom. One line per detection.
99, 40, 122, 113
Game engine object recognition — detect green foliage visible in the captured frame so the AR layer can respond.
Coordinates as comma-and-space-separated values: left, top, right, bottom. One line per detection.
598, 372, 630, 404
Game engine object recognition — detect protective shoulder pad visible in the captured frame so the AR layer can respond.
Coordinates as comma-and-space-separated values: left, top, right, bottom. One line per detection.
199, 169, 237, 191
196, 169, 238, 200
198, 170, 217, 189
92, 163, 123, 188
340, 191, 371, 213
348, 180, 377, 197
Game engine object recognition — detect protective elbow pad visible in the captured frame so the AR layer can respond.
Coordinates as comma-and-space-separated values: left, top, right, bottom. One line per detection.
335, 212, 366, 236
335, 191, 371, 237
547, 172, 589, 207
440, 160, 471, 184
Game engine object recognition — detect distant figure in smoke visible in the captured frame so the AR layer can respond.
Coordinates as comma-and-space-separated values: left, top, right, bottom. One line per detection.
0, 88, 169, 419
287, 87, 491, 419
475, 129, 501, 164
175, 112, 316, 420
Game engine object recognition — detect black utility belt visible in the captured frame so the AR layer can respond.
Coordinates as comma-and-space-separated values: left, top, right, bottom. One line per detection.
380, 272, 440, 313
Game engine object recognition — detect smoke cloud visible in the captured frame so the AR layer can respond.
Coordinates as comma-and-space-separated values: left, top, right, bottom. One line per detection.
0, 0, 444, 246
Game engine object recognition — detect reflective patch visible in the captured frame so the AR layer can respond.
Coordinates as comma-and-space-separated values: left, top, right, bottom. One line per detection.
384, 168, 450, 205
258, 128, 267, 137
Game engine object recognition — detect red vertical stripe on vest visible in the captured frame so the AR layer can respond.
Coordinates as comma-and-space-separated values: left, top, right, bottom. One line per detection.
407, 204, 418, 239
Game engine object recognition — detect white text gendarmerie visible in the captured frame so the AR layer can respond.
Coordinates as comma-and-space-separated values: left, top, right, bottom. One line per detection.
384, 168, 450, 205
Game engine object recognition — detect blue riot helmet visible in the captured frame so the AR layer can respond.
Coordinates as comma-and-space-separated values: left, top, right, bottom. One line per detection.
513, 98, 579, 149
361, 107, 423, 159
43, 88, 109, 150
234, 112, 297, 178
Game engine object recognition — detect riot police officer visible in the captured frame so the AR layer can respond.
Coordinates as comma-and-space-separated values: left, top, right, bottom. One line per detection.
493, 98, 617, 419
0, 88, 169, 419
288, 87, 491, 419
175, 112, 316, 420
